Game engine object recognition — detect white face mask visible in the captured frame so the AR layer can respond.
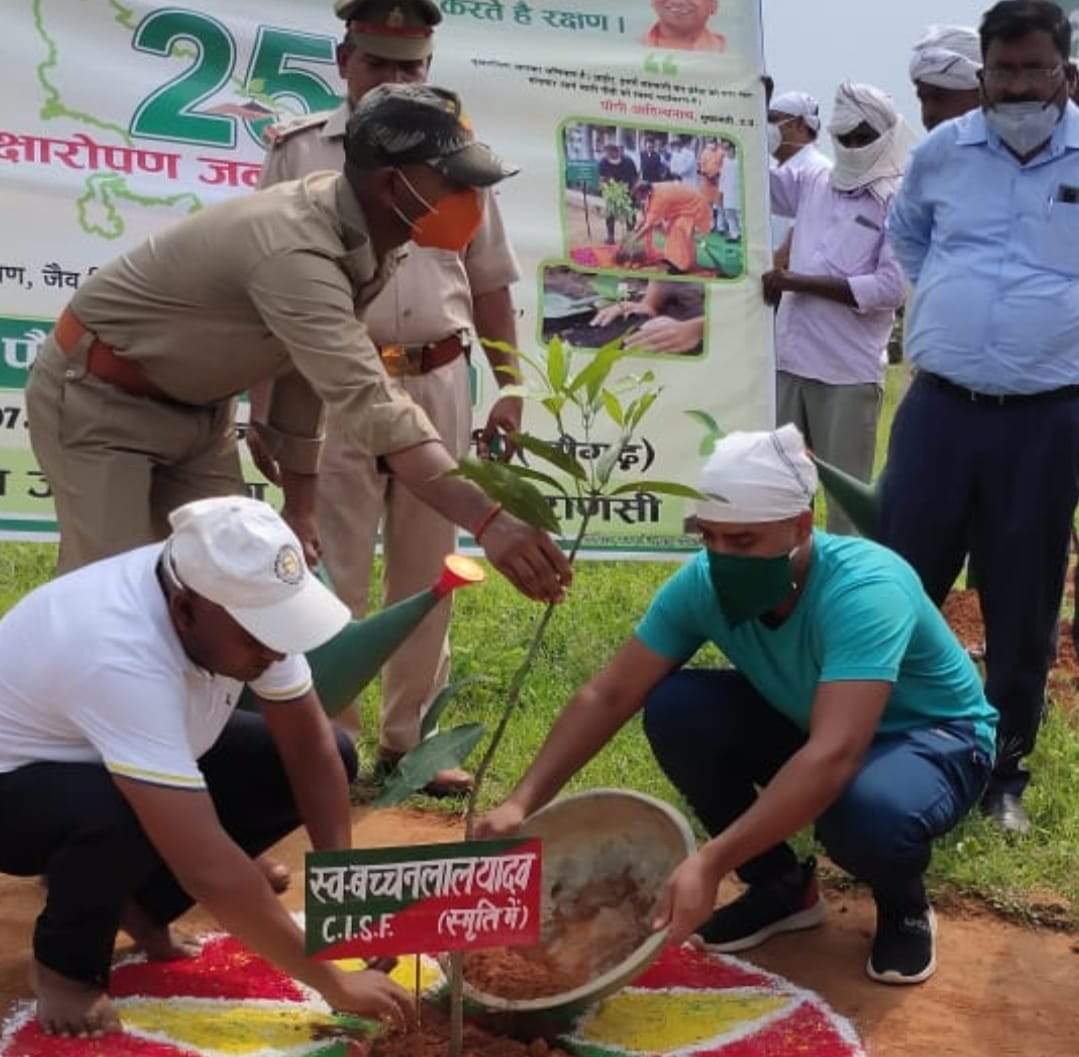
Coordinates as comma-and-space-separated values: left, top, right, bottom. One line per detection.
766, 117, 794, 157
985, 98, 1064, 158
830, 131, 892, 191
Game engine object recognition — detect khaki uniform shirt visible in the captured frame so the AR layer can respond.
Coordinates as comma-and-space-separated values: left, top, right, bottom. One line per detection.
260, 102, 521, 347
68, 172, 439, 474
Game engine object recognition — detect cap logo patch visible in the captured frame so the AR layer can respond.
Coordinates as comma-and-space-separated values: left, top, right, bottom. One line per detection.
387, 4, 405, 27
274, 545, 304, 585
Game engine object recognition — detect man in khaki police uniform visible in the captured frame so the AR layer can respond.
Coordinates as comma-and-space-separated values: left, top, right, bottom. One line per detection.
27, 84, 570, 607
253, 0, 524, 794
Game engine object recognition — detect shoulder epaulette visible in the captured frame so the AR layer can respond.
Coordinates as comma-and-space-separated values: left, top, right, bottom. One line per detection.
265, 110, 335, 148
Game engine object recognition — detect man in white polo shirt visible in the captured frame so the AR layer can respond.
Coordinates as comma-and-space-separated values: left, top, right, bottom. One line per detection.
0, 498, 413, 1037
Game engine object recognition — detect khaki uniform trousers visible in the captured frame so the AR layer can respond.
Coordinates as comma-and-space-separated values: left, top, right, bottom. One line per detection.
776, 369, 882, 536
317, 355, 471, 753
27, 338, 244, 574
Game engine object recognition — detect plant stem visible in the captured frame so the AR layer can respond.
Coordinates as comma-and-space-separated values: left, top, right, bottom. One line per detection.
463, 509, 593, 839
448, 510, 593, 1057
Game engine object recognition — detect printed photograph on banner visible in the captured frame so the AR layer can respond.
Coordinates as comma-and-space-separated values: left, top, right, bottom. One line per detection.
640, 0, 726, 52
561, 120, 744, 281
540, 264, 707, 358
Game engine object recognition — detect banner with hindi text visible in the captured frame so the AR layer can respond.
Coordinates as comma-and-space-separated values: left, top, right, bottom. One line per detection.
0, 0, 772, 555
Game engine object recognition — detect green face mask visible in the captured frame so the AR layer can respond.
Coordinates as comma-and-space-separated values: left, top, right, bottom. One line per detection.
706, 549, 794, 627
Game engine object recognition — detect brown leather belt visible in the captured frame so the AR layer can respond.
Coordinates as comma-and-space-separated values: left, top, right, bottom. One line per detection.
53, 307, 168, 400
380, 334, 468, 378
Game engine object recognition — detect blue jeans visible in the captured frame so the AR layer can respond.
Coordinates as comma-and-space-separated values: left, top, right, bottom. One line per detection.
643, 669, 991, 907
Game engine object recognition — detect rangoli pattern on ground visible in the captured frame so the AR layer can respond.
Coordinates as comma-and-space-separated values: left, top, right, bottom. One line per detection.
0, 936, 865, 1057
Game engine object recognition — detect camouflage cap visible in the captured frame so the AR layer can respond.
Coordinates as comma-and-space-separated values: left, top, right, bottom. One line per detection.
345, 83, 518, 188
335, 0, 441, 61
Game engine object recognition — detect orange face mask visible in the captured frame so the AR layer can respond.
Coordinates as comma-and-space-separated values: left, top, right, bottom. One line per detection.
412, 187, 484, 251
393, 170, 484, 252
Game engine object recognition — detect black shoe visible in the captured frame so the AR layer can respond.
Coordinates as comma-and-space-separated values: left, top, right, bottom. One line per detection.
694, 857, 825, 953
867, 902, 937, 985
980, 789, 1031, 836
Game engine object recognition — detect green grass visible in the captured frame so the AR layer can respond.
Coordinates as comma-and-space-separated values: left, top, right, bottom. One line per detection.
3, 364, 1077, 927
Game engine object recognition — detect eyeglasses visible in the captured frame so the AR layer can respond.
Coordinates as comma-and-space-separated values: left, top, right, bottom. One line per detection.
983, 63, 1064, 86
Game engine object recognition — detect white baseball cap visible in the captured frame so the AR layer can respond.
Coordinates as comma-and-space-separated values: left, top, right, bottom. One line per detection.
165, 497, 350, 655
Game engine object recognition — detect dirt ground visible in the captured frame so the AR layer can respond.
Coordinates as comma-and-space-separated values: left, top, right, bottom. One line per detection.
1, 808, 1076, 1057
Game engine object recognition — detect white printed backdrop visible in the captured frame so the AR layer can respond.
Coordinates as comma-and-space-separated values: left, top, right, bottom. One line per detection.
0, 0, 772, 555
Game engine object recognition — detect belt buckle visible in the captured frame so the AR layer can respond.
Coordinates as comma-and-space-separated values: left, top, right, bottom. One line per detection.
380, 343, 422, 377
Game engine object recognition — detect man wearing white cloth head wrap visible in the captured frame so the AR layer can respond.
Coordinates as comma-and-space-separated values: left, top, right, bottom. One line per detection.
765, 83, 908, 534
909, 25, 983, 130
476, 424, 997, 987
827, 81, 918, 199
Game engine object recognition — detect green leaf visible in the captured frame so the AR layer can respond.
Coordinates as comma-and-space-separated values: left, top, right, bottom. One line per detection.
601, 389, 625, 427
567, 340, 630, 402
610, 480, 706, 500
546, 336, 567, 392
494, 363, 523, 382
541, 395, 568, 419
451, 457, 561, 533
686, 409, 725, 456
596, 436, 627, 487
507, 464, 570, 496
511, 433, 587, 481
685, 409, 721, 433
373, 724, 486, 807
628, 390, 659, 431
419, 676, 494, 741
482, 340, 547, 381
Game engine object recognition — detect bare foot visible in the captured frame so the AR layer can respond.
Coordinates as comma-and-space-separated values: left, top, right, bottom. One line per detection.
257, 855, 291, 894
31, 959, 121, 1038
122, 904, 201, 962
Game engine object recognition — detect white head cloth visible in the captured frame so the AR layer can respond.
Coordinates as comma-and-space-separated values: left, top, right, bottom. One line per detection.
771, 90, 822, 132
910, 25, 981, 91
827, 81, 918, 199
695, 424, 818, 524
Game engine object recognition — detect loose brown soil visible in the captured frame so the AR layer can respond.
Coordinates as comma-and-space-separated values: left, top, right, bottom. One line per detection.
943, 588, 1079, 706
372, 1003, 569, 1057
1, 808, 1078, 1056
463, 870, 653, 1000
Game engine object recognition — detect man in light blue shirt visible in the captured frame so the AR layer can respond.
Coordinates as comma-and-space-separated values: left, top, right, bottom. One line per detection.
476, 426, 994, 987
885, 0, 1079, 834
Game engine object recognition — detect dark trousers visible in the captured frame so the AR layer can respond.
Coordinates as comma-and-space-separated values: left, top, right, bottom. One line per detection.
880, 373, 1079, 795
643, 670, 990, 908
0, 711, 357, 987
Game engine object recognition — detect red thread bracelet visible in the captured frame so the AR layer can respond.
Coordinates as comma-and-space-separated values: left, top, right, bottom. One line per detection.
473, 502, 503, 544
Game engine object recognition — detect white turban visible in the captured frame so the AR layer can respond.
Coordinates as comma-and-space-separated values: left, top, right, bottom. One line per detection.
910, 26, 981, 91
771, 91, 821, 132
695, 425, 817, 524
827, 81, 917, 198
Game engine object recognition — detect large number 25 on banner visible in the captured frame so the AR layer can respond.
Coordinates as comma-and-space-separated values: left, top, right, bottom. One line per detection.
0, 0, 771, 555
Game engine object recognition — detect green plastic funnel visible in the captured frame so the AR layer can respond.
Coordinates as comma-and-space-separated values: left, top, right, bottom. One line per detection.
240, 555, 485, 715
811, 455, 884, 541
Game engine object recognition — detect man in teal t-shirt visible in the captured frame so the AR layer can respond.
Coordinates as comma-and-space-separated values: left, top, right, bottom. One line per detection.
477, 425, 995, 987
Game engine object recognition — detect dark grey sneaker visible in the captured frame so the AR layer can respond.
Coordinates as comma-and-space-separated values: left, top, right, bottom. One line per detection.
866, 902, 937, 985
693, 857, 826, 953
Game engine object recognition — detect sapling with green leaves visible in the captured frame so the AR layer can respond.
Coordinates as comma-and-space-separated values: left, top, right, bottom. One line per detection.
372, 333, 701, 1055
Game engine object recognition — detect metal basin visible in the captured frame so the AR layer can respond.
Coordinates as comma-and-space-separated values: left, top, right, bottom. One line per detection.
453, 788, 696, 1036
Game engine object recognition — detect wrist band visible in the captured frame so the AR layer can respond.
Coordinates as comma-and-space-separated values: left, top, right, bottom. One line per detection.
473, 502, 503, 544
